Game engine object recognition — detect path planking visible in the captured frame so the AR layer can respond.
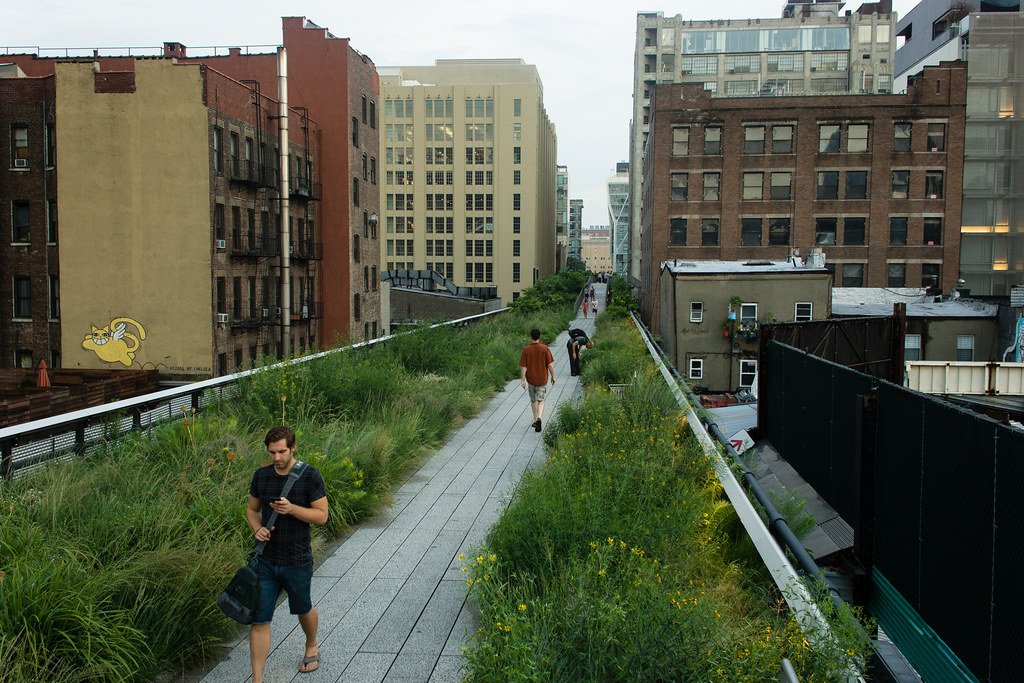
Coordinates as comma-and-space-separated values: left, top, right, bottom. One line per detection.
200, 284, 605, 683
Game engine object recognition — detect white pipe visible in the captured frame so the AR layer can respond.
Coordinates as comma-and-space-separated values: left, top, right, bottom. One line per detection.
278, 47, 291, 357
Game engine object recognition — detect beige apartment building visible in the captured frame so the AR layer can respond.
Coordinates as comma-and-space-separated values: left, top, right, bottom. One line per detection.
378, 59, 557, 304
582, 227, 612, 274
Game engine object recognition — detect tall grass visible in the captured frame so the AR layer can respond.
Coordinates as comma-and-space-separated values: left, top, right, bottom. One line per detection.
463, 315, 873, 681
0, 305, 570, 682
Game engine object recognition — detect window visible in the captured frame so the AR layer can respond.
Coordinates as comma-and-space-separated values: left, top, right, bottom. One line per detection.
887, 263, 907, 287
770, 172, 791, 200
45, 123, 55, 167
701, 218, 719, 245
771, 125, 793, 154
923, 217, 942, 245
839, 173, 864, 203
353, 294, 361, 322
922, 263, 941, 289
671, 173, 689, 201
889, 217, 908, 245
229, 133, 239, 176
744, 126, 765, 154
352, 117, 359, 147
739, 359, 757, 388
927, 123, 946, 152
844, 217, 866, 245
741, 218, 762, 245
905, 334, 922, 361
513, 146, 521, 164
925, 171, 944, 199
353, 178, 360, 206
369, 101, 376, 128
672, 126, 689, 155
353, 234, 361, 263
11, 125, 28, 167
891, 170, 909, 198
815, 217, 837, 245
894, 122, 911, 152
842, 263, 864, 287
213, 127, 223, 173
513, 170, 521, 185
794, 302, 813, 322
703, 172, 720, 201
15, 350, 33, 368
819, 124, 840, 153
689, 358, 704, 380
704, 126, 722, 155
768, 218, 790, 245
12, 200, 30, 242
513, 262, 521, 283
690, 301, 704, 323
47, 200, 57, 243
513, 239, 521, 257
513, 217, 521, 233
216, 277, 226, 314
847, 124, 869, 152
739, 303, 757, 322
669, 218, 687, 245
742, 172, 763, 200
816, 172, 839, 199
956, 335, 975, 362
513, 193, 521, 210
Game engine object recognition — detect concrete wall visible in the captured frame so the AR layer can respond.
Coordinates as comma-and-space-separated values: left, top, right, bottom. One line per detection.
908, 316, 1000, 362
57, 61, 213, 375
389, 288, 501, 326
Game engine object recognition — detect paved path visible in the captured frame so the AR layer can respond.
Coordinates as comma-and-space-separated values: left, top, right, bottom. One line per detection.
201, 285, 604, 682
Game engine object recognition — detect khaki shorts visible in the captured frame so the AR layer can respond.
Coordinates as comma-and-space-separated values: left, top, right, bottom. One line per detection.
528, 384, 548, 401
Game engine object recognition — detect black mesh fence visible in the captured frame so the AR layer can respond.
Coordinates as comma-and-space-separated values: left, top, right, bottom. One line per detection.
765, 341, 1024, 681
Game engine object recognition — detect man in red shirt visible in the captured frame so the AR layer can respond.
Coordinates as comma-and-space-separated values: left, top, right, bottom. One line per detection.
519, 328, 555, 432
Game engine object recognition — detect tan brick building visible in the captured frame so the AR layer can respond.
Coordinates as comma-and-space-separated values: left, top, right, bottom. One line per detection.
641, 61, 967, 333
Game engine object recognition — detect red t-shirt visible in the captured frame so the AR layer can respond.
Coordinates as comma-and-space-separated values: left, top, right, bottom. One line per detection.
519, 341, 553, 386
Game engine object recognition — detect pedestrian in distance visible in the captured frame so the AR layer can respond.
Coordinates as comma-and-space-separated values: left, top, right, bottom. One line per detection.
567, 328, 594, 377
247, 425, 329, 679
582, 297, 589, 319
519, 328, 555, 432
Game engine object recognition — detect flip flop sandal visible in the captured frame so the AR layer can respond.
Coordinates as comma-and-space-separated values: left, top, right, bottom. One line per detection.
299, 654, 319, 673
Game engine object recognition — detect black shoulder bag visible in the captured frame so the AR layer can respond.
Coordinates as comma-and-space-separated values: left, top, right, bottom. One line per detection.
217, 461, 307, 625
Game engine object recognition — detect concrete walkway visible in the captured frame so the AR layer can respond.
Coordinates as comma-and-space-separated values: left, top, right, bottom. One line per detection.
201, 285, 604, 682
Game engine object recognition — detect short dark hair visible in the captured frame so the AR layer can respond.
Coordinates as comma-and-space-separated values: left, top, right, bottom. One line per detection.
530, 328, 541, 340
265, 424, 296, 448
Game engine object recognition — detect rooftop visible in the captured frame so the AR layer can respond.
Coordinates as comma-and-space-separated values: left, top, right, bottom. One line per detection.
661, 259, 828, 275
832, 288, 998, 318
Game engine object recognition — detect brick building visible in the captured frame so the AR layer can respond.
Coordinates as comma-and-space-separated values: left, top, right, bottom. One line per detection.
0, 58, 321, 377
175, 17, 383, 344
0, 67, 58, 368
640, 61, 967, 333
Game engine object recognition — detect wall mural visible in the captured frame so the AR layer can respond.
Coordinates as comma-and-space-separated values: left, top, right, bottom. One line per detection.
82, 317, 147, 367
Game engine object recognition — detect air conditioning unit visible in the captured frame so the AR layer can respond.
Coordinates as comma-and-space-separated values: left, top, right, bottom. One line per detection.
262, 308, 270, 318
275, 307, 282, 316
216, 313, 229, 324
14, 158, 27, 168
215, 239, 227, 250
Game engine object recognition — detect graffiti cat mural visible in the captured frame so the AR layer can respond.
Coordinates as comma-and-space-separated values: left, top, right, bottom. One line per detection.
82, 317, 147, 366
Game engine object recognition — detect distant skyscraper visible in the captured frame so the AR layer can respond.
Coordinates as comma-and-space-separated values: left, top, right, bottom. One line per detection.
556, 165, 569, 271
582, 226, 612, 274
378, 59, 557, 303
569, 199, 584, 261
607, 162, 630, 277
629, 1, 897, 284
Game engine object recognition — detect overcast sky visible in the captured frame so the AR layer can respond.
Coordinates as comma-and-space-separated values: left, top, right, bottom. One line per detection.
7, 0, 917, 227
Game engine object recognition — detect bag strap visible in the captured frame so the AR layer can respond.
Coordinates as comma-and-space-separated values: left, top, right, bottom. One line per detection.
249, 461, 307, 564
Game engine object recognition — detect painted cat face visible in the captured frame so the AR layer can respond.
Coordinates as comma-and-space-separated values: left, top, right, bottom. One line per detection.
89, 326, 111, 345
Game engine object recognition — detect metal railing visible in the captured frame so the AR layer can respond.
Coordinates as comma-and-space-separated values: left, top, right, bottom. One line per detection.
0, 309, 508, 479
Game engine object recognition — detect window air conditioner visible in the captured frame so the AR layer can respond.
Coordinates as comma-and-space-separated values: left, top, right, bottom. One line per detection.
215, 239, 227, 250
275, 307, 282, 316
14, 158, 27, 168
217, 313, 229, 324
262, 308, 270, 318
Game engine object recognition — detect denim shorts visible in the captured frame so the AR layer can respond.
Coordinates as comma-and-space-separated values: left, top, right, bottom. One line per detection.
253, 558, 314, 624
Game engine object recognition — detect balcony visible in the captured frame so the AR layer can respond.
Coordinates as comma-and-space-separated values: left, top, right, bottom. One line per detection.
229, 163, 278, 189
231, 233, 279, 258
290, 176, 321, 201
291, 241, 323, 261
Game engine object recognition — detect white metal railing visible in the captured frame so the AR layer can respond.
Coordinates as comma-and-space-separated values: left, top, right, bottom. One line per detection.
905, 361, 1024, 396
0, 309, 507, 478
